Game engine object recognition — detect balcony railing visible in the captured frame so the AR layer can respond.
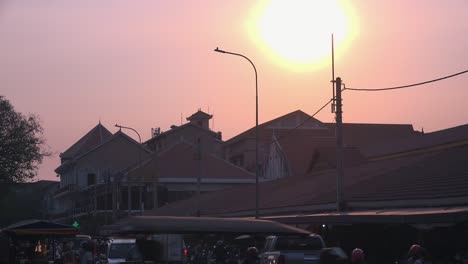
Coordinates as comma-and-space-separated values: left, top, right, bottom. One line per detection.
53, 184, 78, 196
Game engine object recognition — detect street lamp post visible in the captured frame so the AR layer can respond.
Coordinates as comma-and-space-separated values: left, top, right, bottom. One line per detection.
214, 47, 260, 219
115, 124, 142, 216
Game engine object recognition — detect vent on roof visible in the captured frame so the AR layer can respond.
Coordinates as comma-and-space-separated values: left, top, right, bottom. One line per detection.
151, 127, 161, 138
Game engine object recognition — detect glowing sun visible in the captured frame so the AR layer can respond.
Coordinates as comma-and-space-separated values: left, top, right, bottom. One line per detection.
249, 0, 356, 69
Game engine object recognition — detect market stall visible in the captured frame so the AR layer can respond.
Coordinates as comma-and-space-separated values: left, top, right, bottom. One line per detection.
1, 219, 79, 263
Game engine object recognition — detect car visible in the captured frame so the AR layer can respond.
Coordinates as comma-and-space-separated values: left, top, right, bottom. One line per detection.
107, 238, 139, 264
260, 234, 326, 264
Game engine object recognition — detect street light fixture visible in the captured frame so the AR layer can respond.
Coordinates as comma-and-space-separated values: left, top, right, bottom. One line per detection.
214, 47, 260, 219
115, 124, 143, 216
115, 124, 141, 144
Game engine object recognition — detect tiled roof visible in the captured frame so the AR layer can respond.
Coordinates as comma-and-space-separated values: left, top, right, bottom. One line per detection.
325, 122, 417, 148
362, 124, 468, 158
224, 110, 323, 145
148, 142, 468, 217
186, 110, 213, 121
225, 110, 416, 149
347, 144, 468, 203
128, 141, 254, 181
144, 122, 218, 145
60, 123, 113, 159
271, 129, 365, 175
56, 130, 151, 173
224, 110, 414, 176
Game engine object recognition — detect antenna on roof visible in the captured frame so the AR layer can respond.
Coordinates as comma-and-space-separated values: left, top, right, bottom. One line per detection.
331, 33, 336, 113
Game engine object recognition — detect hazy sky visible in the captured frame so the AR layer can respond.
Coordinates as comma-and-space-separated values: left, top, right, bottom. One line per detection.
1, 0, 467, 181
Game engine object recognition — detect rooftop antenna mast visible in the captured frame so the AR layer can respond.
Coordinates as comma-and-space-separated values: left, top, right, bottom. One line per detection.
330, 33, 344, 212
331, 33, 336, 113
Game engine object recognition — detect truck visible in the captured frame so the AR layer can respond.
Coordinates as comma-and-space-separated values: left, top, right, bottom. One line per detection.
260, 234, 326, 264
151, 234, 186, 264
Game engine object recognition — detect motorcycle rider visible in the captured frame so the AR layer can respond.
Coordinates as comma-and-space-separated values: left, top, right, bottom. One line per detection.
214, 240, 227, 264
351, 248, 366, 264
79, 240, 94, 264
407, 244, 424, 264
242, 247, 260, 264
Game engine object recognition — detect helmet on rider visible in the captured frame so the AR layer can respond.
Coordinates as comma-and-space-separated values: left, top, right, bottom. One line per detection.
351, 248, 365, 264
246, 247, 259, 258
408, 244, 423, 257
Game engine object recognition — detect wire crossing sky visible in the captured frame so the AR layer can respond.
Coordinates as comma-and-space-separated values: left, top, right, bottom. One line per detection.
345, 69, 468, 91
1, 1, 467, 181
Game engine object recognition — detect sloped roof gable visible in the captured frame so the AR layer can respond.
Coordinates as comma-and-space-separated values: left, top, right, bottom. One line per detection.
225, 110, 323, 145
186, 110, 213, 121
56, 130, 151, 173
129, 141, 254, 181
60, 123, 113, 159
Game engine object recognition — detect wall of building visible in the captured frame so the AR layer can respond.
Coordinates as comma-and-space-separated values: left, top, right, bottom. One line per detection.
148, 125, 222, 156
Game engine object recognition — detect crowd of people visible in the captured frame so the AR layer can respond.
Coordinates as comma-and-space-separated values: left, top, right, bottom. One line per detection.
8, 237, 110, 264
3, 234, 453, 264
185, 239, 430, 264
319, 244, 429, 264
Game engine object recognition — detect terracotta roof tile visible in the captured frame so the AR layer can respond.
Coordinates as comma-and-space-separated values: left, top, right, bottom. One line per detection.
149, 143, 468, 217
186, 110, 213, 121
362, 124, 468, 158
130, 142, 254, 181
56, 130, 151, 173
60, 123, 113, 159
325, 123, 417, 148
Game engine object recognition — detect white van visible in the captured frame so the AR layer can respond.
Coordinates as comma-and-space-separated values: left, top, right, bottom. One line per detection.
107, 238, 140, 264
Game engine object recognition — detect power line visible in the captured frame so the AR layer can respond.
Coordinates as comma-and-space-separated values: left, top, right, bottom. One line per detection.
183, 98, 335, 154
345, 69, 468, 92
272, 85, 349, 144
272, 98, 333, 143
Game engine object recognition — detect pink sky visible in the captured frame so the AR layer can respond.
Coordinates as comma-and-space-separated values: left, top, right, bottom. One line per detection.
1, 0, 467, 181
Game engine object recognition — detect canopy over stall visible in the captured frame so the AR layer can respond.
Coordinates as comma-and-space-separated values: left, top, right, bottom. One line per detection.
1, 220, 79, 263
1, 219, 78, 237
101, 216, 310, 236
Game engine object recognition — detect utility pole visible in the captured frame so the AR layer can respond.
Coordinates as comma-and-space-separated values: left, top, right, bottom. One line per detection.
115, 124, 143, 216
153, 157, 159, 210
104, 175, 108, 224
335, 77, 344, 212
128, 181, 131, 216
196, 137, 202, 216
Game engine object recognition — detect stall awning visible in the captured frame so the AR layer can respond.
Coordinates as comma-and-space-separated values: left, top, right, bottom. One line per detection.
101, 216, 310, 236
1, 219, 79, 236
264, 206, 468, 225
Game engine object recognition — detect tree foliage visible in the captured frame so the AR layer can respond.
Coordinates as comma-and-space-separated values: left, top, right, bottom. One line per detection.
0, 96, 50, 183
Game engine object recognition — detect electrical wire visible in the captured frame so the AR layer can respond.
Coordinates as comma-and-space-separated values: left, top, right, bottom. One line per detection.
182, 98, 335, 154
271, 98, 333, 144
345, 69, 468, 91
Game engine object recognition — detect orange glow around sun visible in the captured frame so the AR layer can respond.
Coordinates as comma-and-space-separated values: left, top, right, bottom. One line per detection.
247, 0, 357, 71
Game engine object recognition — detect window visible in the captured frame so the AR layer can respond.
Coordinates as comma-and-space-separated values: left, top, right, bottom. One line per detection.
87, 173, 96, 186
275, 236, 323, 251
230, 154, 244, 167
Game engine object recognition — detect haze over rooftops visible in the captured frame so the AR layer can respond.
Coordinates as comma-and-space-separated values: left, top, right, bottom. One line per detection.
129, 141, 255, 181
150, 140, 468, 217
186, 109, 213, 121
60, 122, 113, 160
